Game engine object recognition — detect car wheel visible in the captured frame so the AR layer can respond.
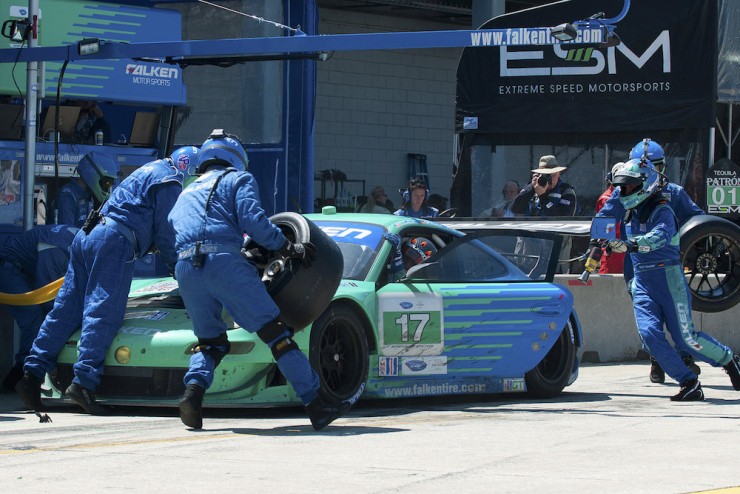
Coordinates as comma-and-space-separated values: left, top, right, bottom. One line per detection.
309, 304, 369, 403
524, 319, 576, 398
680, 215, 740, 313
260, 212, 344, 330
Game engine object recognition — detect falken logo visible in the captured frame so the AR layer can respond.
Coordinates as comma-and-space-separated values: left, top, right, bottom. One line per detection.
125, 64, 179, 79
399, 302, 413, 310
405, 360, 427, 371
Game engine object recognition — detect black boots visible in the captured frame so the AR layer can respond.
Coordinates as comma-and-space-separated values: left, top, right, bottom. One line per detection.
649, 355, 701, 384
15, 372, 45, 411
670, 379, 704, 401
682, 355, 701, 376
65, 382, 106, 415
179, 383, 205, 429
2, 364, 23, 392
305, 394, 352, 431
649, 357, 665, 384
724, 354, 740, 391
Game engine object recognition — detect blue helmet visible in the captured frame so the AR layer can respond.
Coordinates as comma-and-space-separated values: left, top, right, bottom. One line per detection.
613, 158, 662, 210
77, 151, 119, 203
170, 145, 199, 187
197, 129, 248, 173
629, 138, 665, 166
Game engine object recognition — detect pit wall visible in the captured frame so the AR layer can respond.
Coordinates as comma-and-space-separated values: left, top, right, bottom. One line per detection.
555, 274, 740, 363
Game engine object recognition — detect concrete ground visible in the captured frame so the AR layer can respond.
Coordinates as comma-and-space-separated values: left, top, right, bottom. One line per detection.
1, 362, 739, 494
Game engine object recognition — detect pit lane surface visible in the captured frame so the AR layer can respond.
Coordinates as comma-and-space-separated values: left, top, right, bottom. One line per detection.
1, 362, 739, 494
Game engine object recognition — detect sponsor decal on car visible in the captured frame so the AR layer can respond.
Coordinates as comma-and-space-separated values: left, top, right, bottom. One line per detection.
381, 382, 487, 397
118, 327, 163, 336
401, 356, 448, 376
502, 378, 526, 392
378, 356, 399, 377
130, 280, 179, 295
123, 310, 169, 321
378, 292, 444, 356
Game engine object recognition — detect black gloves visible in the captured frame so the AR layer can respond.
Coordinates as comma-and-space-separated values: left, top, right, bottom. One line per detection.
280, 241, 316, 267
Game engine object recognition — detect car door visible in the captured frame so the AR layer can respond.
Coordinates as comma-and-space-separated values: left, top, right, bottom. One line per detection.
375, 231, 573, 382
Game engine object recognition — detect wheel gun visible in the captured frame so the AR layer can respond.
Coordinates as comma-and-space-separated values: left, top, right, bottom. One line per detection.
578, 242, 603, 284
579, 216, 621, 284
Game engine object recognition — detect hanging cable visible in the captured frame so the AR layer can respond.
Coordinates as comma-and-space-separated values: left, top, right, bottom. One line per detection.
196, 0, 302, 34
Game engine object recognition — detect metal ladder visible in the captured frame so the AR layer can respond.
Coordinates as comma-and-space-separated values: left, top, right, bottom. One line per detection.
407, 153, 429, 188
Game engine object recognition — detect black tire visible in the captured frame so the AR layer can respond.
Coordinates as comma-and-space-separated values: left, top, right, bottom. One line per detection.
309, 304, 369, 403
524, 319, 576, 398
680, 215, 740, 313
265, 212, 344, 330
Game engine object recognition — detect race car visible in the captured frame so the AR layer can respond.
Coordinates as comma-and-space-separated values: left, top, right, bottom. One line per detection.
46, 207, 583, 407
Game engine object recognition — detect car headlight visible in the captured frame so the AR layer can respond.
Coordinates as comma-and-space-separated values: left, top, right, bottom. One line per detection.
114, 346, 132, 364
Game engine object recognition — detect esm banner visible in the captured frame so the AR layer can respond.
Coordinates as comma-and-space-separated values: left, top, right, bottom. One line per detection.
455, 0, 716, 134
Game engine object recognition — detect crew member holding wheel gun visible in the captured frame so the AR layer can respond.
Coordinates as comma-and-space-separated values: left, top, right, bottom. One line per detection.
591, 158, 740, 401
597, 139, 704, 383
168, 129, 356, 431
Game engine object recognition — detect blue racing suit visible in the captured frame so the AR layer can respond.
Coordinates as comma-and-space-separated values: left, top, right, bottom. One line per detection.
168, 166, 320, 404
55, 180, 93, 227
627, 199, 734, 385
393, 205, 439, 218
598, 183, 704, 360
0, 225, 78, 366
23, 159, 181, 391
598, 182, 704, 283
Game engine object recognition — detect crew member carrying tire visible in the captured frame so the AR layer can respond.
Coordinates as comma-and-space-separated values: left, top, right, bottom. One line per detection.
168, 129, 355, 431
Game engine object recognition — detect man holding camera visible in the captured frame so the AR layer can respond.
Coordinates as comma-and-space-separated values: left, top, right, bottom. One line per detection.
510, 155, 578, 274
510, 155, 578, 217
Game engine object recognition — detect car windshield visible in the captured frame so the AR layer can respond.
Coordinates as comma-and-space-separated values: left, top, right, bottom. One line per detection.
315, 221, 386, 281
468, 234, 554, 280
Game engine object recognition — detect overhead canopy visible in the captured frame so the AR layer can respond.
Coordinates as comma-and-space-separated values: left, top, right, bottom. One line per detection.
455, 0, 717, 138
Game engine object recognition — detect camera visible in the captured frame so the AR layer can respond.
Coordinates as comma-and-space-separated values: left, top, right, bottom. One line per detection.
537, 173, 552, 187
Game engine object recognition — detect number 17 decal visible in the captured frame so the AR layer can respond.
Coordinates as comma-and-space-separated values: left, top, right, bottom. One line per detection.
395, 313, 430, 342
378, 292, 444, 356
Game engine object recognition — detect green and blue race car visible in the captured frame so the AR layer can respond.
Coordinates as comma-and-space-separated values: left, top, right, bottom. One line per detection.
46, 207, 583, 407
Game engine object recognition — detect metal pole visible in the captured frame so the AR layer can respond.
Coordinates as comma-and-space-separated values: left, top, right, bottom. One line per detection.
728, 104, 733, 161
22, 0, 39, 231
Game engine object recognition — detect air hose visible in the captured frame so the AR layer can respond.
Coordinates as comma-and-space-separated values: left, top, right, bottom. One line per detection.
0, 277, 63, 305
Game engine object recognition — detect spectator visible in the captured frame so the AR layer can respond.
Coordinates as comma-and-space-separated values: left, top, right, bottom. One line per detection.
595, 162, 625, 274
73, 100, 111, 144
54, 152, 118, 227
601, 159, 740, 400
394, 177, 439, 218
480, 179, 520, 217
168, 130, 356, 431
427, 193, 448, 213
510, 155, 578, 217
597, 138, 704, 383
510, 156, 578, 273
357, 186, 390, 214
0, 225, 78, 391
15, 150, 185, 416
